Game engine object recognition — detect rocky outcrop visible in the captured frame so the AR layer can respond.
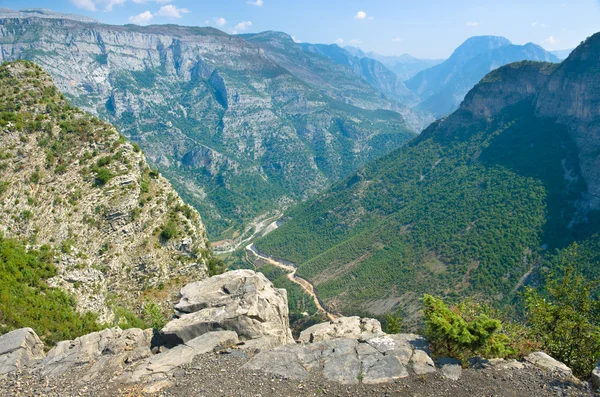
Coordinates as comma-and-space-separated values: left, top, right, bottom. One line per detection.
161, 270, 294, 349
245, 318, 436, 385
298, 316, 383, 343
39, 327, 153, 379
0, 328, 45, 376
524, 352, 573, 377
0, 61, 209, 321
128, 331, 239, 383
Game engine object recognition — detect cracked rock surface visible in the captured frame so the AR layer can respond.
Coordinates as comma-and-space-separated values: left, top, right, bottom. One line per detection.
244, 332, 435, 384
161, 269, 294, 349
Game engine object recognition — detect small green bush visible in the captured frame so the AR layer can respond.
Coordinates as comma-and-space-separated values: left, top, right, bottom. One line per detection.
422, 294, 512, 362
143, 301, 168, 330
160, 220, 179, 241
525, 264, 600, 378
207, 256, 226, 277
93, 167, 113, 187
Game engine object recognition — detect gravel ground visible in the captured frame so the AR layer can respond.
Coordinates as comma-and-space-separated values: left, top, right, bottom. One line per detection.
1, 353, 595, 397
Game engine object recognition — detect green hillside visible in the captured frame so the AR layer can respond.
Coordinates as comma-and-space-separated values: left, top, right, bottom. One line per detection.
256, 49, 600, 316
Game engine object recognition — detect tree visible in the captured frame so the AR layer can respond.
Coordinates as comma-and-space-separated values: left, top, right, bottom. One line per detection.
525, 264, 600, 378
383, 308, 404, 334
422, 294, 511, 362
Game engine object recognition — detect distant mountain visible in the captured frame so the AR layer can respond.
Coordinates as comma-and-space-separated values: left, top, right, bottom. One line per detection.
256, 33, 600, 319
550, 48, 574, 60
0, 8, 98, 23
345, 46, 444, 80
297, 42, 418, 105
0, 13, 415, 240
405, 36, 560, 118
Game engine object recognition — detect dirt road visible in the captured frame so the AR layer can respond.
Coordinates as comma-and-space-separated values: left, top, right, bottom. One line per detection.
246, 244, 336, 321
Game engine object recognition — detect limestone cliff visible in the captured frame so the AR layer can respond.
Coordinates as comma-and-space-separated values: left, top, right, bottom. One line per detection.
0, 61, 209, 322
0, 12, 415, 239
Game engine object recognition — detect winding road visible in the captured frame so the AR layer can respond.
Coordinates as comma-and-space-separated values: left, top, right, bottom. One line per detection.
246, 243, 336, 321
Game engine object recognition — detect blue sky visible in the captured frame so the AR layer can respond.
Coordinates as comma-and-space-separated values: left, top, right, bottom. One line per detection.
0, 0, 599, 58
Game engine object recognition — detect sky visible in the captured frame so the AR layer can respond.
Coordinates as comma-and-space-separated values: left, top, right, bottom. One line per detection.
0, 0, 599, 58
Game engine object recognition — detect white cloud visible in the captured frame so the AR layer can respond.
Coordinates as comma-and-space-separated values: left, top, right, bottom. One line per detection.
214, 17, 227, 26
349, 39, 362, 45
335, 38, 344, 44
532, 22, 550, 28
466, 21, 481, 27
129, 10, 153, 24
103, 0, 126, 11
132, 0, 172, 3
392, 37, 402, 43
156, 4, 190, 18
544, 36, 560, 46
354, 11, 367, 20
247, 0, 264, 6
233, 21, 253, 34
292, 36, 301, 43
70, 0, 96, 11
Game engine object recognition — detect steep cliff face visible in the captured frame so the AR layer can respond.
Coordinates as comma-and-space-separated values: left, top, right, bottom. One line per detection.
0, 61, 209, 322
0, 14, 415, 239
536, 34, 600, 209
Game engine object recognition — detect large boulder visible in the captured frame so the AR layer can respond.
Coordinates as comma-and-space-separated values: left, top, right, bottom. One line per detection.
0, 328, 45, 376
39, 327, 153, 379
161, 270, 294, 349
244, 326, 436, 385
524, 352, 573, 377
128, 331, 239, 383
298, 316, 384, 343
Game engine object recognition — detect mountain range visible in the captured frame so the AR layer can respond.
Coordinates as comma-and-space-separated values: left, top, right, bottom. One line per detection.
0, 10, 416, 242
405, 36, 561, 118
344, 46, 444, 80
256, 32, 600, 320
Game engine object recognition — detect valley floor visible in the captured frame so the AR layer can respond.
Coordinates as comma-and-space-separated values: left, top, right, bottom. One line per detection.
2, 352, 593, 397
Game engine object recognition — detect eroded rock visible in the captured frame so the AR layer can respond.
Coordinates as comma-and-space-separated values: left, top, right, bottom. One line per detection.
524, 352, 573, 377
129, 331, 238, 382
298, 316, 383, 343
39, 327, 153, 379
244, 325, 436, 385
0, 328, 45, 376
161, 270, 294, 349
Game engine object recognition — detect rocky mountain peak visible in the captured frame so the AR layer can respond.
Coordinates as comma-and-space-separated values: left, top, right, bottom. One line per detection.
450, 35, 512, 59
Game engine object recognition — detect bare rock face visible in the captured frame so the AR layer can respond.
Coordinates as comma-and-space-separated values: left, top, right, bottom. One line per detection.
161, 270, 294, 349
244, 328, 436, 385
0, 62, 210, 322
128, 331, 238, 383
0, 328, 45, 376
39, 327, 153, 379
298, 316, 384, 343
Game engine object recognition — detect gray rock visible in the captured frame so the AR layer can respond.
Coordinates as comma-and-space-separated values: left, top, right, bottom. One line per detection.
130, 331, 238, 382
244, 332, 433, 385
410, 349, 436, 375
592, 358, 600, 390
243, 350, 309, 380
299, 317, 383, 343
524, 352, 572, 377
362, 354, 407, 384
40, 327, 152, 379
0, 328, 45, 376
162, 270, 294, 349
438, 357, 462, 380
